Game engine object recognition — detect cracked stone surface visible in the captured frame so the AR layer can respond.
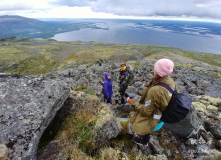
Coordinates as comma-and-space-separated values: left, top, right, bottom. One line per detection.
0, 74, 70, 160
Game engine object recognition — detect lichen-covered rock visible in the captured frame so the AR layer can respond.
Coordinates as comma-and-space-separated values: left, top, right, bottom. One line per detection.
157, 129, 181, 159
207, 105, 219, 111
205, 118, 221, 139
0, 74, 70, 160
148, 135, 163, 154
0, 144, 8, 160
203, 96, 221, 106
96, 118, 121, 147
192, 102, 207, 112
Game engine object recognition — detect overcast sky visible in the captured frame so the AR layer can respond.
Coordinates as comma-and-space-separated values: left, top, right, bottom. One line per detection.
0, 0, 221, 22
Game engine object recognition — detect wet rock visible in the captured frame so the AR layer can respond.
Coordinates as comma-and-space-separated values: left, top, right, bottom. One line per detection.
0, 74, 70, 159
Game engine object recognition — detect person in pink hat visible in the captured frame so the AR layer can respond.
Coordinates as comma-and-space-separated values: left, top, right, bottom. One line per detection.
127, 59, 178, 146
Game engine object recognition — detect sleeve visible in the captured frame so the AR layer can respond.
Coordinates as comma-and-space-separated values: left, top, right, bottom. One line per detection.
118, 71, 121, 80
103, 83, 109, 97
131, 87, 165, 117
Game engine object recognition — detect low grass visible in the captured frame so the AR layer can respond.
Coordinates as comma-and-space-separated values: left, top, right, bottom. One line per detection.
55, 94, 100, 159
1, 39, 221, 75
127, 62, 140, 67
75, 86, 96, 95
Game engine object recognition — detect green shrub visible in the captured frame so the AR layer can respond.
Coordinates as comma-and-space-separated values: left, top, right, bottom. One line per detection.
84, 88, 96, 95
75, 86, 88, 91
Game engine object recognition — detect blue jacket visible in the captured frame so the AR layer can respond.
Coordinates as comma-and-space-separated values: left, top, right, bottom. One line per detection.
104, 73, 113, 98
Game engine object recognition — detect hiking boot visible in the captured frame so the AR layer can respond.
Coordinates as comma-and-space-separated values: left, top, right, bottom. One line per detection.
133, 134, 149, 146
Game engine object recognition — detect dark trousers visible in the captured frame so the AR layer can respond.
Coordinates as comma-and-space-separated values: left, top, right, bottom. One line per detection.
104, 95, 112, 104
119, 85, 128, 104
141, 134, 150, 143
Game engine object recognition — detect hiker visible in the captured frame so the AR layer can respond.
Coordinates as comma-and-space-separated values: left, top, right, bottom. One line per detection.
127, 59, 177, 146
117, 63, 130, 104
104, 73, 113, 104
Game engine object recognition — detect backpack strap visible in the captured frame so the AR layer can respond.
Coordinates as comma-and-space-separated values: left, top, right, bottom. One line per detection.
156, 83, 174, 94
155, 83, 174, 113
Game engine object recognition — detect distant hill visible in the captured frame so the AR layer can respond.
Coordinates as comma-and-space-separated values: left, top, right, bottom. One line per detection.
0, 15, 47, 35
0, 15, 102, 39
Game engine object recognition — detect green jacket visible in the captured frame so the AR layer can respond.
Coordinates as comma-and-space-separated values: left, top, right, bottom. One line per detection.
131, 76, 177, 135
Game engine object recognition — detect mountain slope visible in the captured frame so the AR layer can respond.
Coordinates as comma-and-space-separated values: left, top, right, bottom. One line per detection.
0, 15, 47, 34
0, 15, 102, 39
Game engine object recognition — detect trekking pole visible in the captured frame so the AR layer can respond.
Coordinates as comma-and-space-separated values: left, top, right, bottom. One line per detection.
113, 94, 134, 116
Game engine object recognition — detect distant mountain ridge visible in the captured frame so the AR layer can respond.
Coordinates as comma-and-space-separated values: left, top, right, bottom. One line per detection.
0, 15, 47, 34
0, 15, 102, 39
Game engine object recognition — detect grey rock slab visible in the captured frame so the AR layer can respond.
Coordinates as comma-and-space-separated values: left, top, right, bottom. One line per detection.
127, 86, 138, 95
0, 74, 70, 160
96, 118, 121, 147
148, 135, 163, 154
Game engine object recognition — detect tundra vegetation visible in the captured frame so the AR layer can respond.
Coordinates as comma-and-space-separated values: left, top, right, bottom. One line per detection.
1, 38, 221, 76
1, 38, 221, 160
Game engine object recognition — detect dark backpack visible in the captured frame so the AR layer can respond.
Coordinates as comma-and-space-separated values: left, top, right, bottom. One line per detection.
156, 83, 192, 123
127, 68, 135, 86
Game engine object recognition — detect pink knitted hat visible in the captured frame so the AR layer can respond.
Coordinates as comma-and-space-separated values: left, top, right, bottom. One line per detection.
154, 59, 174, 77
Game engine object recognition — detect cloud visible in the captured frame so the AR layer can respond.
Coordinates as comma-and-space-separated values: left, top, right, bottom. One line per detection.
0, 0, 221, 20
0, 0, 51, 11
90, 0, 221, 19
51, 0, 96, 7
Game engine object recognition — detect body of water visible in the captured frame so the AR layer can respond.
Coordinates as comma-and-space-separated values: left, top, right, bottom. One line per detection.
50, 20, 221, 55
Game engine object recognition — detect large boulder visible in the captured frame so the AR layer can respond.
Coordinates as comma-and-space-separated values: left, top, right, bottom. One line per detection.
0, 74, 70, 160
163, 105, 200, 138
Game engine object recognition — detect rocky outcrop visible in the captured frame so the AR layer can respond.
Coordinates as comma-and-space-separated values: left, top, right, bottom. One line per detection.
1, 59, 221, 160
0, 74, 70, 159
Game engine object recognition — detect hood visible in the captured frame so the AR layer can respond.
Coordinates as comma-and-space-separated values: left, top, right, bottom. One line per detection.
105, 73, 111, 81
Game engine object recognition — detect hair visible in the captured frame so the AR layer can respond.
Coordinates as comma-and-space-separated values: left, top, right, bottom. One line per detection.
145, 76, 163, 88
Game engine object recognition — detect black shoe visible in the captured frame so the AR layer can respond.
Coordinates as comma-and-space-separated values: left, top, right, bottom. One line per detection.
133, 135, 148, 146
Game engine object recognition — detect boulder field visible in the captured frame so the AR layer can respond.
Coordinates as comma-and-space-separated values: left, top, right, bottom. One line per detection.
0, 59, 221, 159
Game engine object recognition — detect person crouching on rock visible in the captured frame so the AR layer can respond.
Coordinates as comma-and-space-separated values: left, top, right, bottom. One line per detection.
127, 59, 177, 146
104, 73, 113, 104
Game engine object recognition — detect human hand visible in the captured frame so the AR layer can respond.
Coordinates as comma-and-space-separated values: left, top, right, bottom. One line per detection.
127, 97, 134, 104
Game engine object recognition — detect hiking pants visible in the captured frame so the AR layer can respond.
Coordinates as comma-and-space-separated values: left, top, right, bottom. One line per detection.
104, 95, 112, 104
119, 85, 128, 104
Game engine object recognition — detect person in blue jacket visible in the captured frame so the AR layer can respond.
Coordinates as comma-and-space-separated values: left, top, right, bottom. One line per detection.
104, 73, 113, 104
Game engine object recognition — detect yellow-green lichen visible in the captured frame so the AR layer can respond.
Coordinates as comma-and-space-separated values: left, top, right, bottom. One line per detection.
192, 102, 207, 112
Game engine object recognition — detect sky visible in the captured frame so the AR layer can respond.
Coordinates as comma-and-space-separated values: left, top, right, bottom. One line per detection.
0, 0, 221, 22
